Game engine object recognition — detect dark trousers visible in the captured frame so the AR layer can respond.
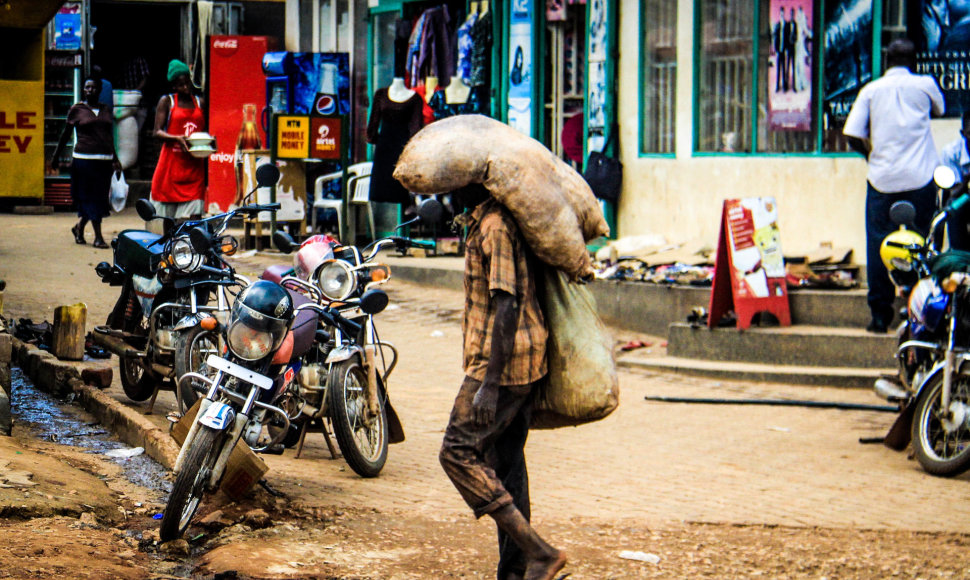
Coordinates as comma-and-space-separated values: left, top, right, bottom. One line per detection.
947, 200, 970, 251
440, 376, 534, 579
865, 180, 936, 325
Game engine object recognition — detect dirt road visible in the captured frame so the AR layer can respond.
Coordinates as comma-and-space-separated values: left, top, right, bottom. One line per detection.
1, 210, 970, 578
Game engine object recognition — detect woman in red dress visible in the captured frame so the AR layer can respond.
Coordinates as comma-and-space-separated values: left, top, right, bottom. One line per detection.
150, 59, 206, 221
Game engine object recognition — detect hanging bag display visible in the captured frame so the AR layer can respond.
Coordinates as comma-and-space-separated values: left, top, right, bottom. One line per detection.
583, 130, 622, 203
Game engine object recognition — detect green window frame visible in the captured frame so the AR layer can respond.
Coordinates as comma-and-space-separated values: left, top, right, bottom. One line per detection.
693, 0, 879, 156
640, 0, 678, 155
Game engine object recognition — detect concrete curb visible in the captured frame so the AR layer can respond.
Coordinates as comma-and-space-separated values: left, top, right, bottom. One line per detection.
8, 335, 178, 470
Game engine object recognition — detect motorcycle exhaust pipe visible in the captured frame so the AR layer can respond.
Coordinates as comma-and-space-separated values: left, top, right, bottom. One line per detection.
874, 378, 910, 404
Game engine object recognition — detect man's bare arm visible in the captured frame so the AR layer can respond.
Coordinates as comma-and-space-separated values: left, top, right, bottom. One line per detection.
472, 291, 516, 425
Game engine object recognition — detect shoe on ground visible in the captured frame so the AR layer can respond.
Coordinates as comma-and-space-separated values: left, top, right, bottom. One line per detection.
866, 320, 888, 333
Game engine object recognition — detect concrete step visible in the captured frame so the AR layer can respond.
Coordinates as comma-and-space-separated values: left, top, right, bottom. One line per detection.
667, 322, 896, 369
617, 355, 894, 389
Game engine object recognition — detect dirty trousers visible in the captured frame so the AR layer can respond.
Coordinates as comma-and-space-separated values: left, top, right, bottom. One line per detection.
440, 375, 535, 578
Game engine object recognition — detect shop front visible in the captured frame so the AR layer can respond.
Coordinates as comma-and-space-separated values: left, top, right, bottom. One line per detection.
622, 0, 963, 267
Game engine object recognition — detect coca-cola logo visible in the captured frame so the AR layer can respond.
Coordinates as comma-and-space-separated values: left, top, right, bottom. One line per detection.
212, 37, 239, 57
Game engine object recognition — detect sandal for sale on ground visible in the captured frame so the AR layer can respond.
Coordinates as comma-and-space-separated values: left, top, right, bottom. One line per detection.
71, 224, 85, 244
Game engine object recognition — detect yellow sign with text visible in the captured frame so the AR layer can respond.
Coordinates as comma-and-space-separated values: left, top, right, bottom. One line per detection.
0, 80, 44, 199
275, 115, 309, 159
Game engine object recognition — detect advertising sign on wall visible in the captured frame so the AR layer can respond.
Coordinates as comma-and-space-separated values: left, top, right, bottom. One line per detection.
53, 3, 82, 51
309, 117, 342, 160
822, 0, 872, 133
275, 115, 310, 159
913, 0, 970, 115
0, 81, 44, 199
768, 0, 814, 131
507, 0, 534, 136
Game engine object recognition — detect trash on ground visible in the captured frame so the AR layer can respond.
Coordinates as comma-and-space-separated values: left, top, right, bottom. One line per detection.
618, 550, 661, 564
105, 446, 145, 458
430, 330, 445, 338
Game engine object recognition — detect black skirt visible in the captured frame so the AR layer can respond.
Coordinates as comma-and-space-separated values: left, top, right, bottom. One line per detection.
70, 157, 112, 221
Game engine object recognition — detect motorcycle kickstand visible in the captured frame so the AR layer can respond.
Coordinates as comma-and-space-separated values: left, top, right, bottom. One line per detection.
144, 384, 162, 415
294, 418, 311, 459
321, 419, 340, 460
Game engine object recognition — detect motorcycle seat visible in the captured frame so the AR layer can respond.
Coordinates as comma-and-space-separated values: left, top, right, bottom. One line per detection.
261, 264, 293, 284
287, 289, 318, 358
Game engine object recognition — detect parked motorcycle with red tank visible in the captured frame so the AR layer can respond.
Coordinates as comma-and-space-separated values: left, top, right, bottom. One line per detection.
161, 198, 444, 540
91, 164, 282, 409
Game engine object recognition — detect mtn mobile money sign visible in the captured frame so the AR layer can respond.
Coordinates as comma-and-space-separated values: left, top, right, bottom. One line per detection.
275, 115, 309, 159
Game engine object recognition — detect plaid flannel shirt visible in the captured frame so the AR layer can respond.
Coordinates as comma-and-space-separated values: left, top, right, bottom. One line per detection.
462, 199, 548, 385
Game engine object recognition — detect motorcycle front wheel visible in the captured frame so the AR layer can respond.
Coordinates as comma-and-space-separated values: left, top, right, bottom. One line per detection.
328, 358, 388, 478
174, 327, 221, 413
119, 357, 156, 402
160, 424, 224, 542
911, 373, 970, 477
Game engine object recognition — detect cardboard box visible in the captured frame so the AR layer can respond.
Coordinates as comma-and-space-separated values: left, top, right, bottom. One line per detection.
171, 400, 269, 500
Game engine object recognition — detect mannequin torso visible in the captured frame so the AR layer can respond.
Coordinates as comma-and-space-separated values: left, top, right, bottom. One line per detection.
445, 76, 471, 104
388, 77, 416, 103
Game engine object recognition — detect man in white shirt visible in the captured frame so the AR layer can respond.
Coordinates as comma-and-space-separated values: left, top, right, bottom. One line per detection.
843, 38, 944, 333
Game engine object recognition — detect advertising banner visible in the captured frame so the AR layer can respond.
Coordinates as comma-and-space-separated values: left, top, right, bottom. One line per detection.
822, 0, 872, 132
708, 197, 790, 330
586, 0, 610, 153
53, 3, 82, 51
0, 81, 43, 200
914, 0, 970, 115
768, 0, 814, 131
309, 117, 342, 160
507, 0, 534, 136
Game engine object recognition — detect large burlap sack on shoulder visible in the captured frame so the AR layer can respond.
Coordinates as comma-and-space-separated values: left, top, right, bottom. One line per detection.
393, 115, 609, 281
531, 265, 619, 429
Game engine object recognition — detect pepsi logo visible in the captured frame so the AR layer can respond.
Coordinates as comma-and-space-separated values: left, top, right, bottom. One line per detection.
315, 95, 336, 115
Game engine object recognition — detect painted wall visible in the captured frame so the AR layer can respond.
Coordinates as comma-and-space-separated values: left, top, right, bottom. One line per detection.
614, 0, 954, 265
0, 80, 44, 200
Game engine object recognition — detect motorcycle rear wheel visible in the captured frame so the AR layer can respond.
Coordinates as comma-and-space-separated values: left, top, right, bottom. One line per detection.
911, 373, 970, 477
119, 357, 156, 402
160, 425, 223, 542
328, 358, 388, 478
174, 327, 221, 414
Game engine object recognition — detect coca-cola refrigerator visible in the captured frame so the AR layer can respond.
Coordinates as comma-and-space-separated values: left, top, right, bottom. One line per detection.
207, 35, 275, 212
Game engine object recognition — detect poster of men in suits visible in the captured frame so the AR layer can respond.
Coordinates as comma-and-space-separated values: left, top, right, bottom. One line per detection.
913, 0, 970, 116
768, 0, 814, 131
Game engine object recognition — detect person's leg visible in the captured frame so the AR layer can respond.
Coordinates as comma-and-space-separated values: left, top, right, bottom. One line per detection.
91, 218, 107, 247
493, 393, 532, 580
865, 183, 896, 331
439, 377, 564, 580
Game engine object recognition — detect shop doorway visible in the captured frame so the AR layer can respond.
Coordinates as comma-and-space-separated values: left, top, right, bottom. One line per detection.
89, 1, 183, 181
541, 2, 585, 168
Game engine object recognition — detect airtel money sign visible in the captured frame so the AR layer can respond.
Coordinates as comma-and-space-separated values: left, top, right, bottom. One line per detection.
310, 117, 342, 160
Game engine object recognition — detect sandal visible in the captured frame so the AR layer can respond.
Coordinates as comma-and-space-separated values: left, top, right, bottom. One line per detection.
71, 224, 85, 245
92, 239, 109, 249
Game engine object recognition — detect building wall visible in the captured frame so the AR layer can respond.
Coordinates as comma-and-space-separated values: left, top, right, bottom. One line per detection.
613, 0, 955, 264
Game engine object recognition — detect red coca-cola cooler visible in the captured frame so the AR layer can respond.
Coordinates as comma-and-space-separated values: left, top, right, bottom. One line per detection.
207, 35, 275, 212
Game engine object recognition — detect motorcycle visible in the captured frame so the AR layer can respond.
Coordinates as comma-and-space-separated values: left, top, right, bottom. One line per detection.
264, 198, 444, 477
160, 199, 443, 541
875, 165, 970, 476
91, 164, 282, 411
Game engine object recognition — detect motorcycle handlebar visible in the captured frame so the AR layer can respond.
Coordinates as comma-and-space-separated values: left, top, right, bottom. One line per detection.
295, 302, 362, 335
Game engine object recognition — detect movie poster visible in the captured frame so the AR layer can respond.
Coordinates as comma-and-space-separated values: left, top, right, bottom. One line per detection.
913, 0, 970, 115
823, 0, 872, 132
767, 0, 814, 131
507, 0, 534, 136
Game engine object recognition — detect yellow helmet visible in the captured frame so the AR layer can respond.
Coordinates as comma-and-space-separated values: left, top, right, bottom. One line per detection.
880, 228, 925, 272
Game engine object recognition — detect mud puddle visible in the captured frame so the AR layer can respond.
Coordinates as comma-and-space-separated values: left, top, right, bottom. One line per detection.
10, 367, 171, 495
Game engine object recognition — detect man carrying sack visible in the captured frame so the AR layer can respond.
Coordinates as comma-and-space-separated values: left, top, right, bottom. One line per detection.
394, 114, 619, 579
438, 183, 566, 580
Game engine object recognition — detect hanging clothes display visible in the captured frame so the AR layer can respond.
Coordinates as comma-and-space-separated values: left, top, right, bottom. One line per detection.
429, 85, 487, 119
455, 10, 478, 82
366, 88, 425, 204
468, 9, 493, 89
405, 6, 456, 88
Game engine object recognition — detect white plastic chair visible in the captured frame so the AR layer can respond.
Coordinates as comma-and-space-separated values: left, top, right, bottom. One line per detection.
311, 162, 374, 240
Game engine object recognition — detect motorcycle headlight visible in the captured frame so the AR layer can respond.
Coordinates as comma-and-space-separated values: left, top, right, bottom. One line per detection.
171, 237, 202, 273
316, 260, 356, 301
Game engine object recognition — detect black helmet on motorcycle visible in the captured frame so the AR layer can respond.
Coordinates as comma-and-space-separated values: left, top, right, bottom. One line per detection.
226, 280, 294, 361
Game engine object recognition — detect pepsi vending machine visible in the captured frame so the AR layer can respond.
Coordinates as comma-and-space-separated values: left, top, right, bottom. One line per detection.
261, 51, 351, 149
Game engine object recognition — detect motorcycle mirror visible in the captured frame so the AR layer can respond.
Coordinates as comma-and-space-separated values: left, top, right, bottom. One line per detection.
273, 230, 296, 254
935, 165, 957, 190
255, 163, 281, 188
135, 198, 157, 221
189, 226, 212, 253
359, 288, 389, 315
417, 198, 444, 225
889, 201, 917, 228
